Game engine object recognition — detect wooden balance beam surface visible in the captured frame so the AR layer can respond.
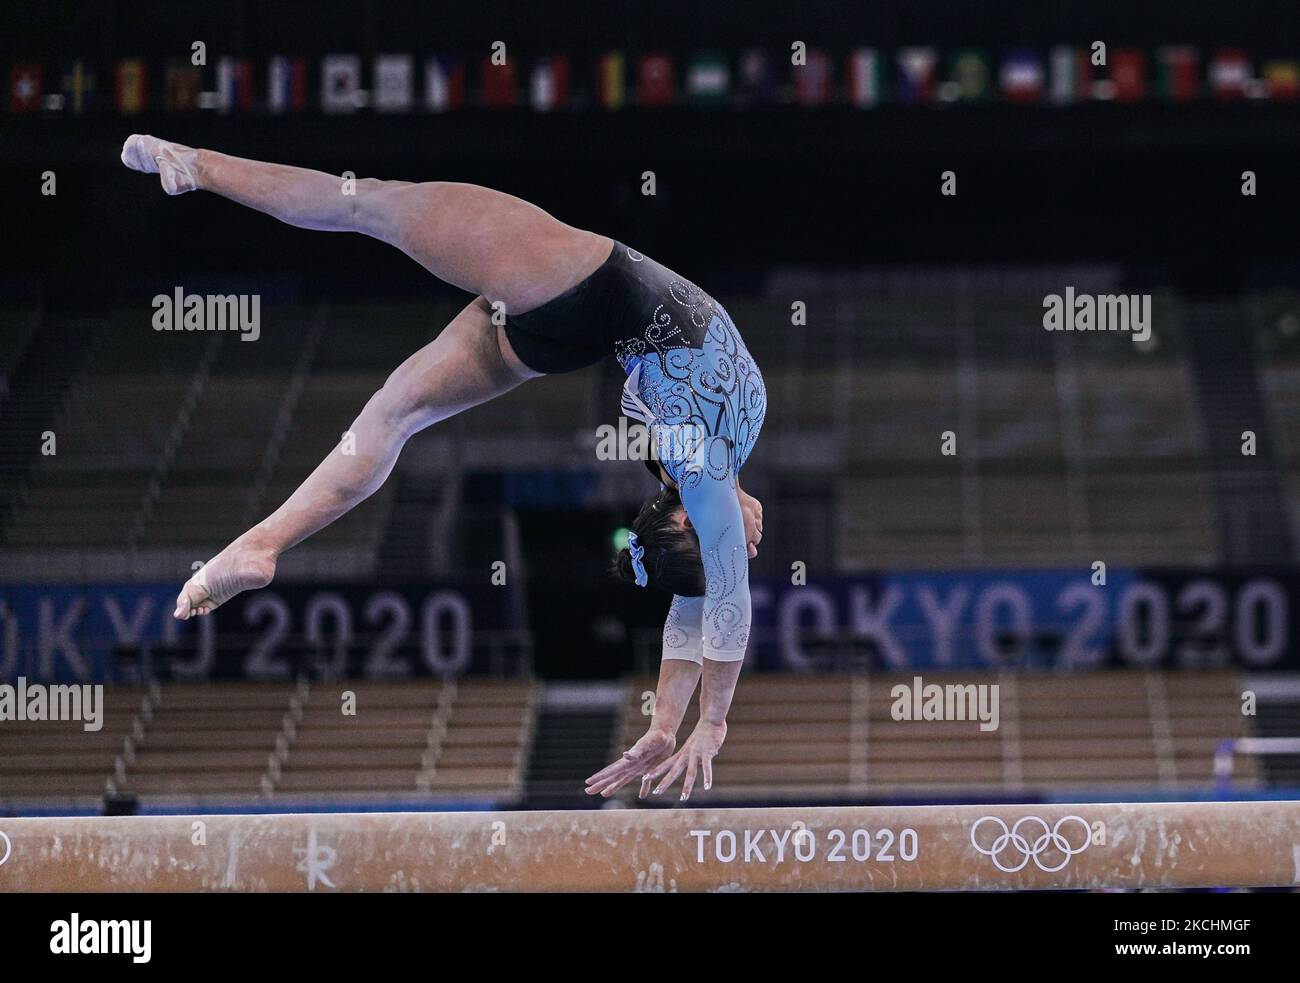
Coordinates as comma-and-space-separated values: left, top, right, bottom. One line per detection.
0, 801, 1296, 892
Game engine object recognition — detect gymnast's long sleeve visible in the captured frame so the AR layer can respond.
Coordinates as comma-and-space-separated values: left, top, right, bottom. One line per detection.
678, 455, 751, 663
662, 594, 705, 664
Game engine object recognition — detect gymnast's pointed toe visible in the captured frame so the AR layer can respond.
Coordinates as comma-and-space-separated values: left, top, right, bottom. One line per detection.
121, 134, 199, 194
120, 134, 163, 173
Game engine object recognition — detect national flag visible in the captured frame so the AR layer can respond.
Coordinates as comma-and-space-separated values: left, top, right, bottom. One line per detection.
60, 60, 95, 114
1049, 46, 1092, 104
1156, 46, 1199, 102
163, 60, 202, 111
637, 53, 675, 106
793, 49, 830, 106
1263, 60, 1300, 100
373, 54, 413, 112
947, 49, 990, 102
1209, 49, 1251, 100
737, 49, 775, 106
847, 48, 885, 107
321, 54, 361, 112
480, 58, 516, 108
267, 56, 307, 112
529, 56, 570, 111
10, 64, 43, 113
424, 57, 464, 111
686, 53, 729, 105
1000, 49, 1043, 103
115, 59, 147, 113
215, 56, 253, 112
1110, 48, 1146, 102
896, 47, 937, 103
596, 52, 625, 109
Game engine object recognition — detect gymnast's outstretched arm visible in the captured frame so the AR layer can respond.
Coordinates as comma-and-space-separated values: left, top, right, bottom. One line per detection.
586, 477, 763, 798
642, 456, 750, 799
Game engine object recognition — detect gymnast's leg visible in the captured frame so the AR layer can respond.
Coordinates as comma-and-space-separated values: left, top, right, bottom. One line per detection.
119, 137, 612, 617
120, 134, 611, 314
171, 296, 536, 619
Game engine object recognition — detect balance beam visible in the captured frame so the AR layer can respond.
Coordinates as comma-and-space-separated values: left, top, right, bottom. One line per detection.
1, 801, 1296, 892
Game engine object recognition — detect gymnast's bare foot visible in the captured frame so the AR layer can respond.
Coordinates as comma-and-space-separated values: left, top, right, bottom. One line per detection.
121, 133, 200, 195
174, 536, 278, 620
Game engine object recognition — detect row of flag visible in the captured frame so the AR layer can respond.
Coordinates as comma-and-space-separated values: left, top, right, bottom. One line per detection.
9, 46, 1300, 116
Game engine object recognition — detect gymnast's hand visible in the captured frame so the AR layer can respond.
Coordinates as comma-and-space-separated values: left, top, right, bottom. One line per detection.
645, 719, 726, 801
583, 728, 676, 798
739, 486, 763, 558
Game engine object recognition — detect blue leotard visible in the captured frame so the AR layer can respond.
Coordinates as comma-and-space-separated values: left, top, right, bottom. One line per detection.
504, 242, 767, 662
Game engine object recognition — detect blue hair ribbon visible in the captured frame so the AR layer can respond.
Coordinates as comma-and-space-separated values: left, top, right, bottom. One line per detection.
627, 531, 649, 587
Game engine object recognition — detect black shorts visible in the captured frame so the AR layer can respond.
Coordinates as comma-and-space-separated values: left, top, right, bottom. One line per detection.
502, 241, 720, 375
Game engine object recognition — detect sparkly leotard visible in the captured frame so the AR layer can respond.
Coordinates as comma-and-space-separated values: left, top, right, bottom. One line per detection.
504, 242, 767, 661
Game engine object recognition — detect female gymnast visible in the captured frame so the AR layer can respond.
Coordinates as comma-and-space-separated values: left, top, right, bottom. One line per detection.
121, 134, 767, 801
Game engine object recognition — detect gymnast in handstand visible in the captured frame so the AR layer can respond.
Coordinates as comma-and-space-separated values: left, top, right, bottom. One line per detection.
122, 134, 767, 801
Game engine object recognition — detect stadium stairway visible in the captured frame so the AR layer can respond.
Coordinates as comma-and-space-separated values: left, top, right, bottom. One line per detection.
1183, 301, 1296, 562
0, 312, 102, 532
523, 683, 624, 807
375, 471, 443, 578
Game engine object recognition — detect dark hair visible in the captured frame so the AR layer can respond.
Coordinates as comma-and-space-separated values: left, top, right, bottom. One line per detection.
612, 486, 706, 596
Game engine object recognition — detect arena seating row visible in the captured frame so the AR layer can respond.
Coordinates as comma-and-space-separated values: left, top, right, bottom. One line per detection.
611, 670, 1258, 803
727, 293, 1218, 570
2, 293, 1228, 575
1, 299, 603, 579
0, 670, 1266, 812
12, 289, 1300, 575
0, 678, 535, 810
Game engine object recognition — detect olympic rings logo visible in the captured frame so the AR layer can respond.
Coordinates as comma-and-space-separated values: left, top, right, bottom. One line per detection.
970, 815, 1091, 873
0, 831, 11, 867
